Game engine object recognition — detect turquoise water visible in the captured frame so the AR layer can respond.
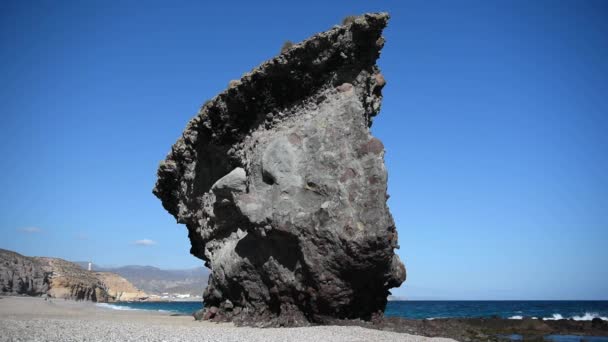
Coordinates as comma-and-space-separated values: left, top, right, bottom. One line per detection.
97, 301, 203, 314
98, 300, 608, 321
384, 301, 608, 320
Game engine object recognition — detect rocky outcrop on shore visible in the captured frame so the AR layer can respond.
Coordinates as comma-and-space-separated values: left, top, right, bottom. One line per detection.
94, 272, 148, 301
153, 13, 405, 326
0, 249, 50, 296
35, 257, 110, 302
332, 316, 608, 341
0, 249, 145, 302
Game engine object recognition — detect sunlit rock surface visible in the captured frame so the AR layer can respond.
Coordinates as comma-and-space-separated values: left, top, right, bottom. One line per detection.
153, 12, 405, 326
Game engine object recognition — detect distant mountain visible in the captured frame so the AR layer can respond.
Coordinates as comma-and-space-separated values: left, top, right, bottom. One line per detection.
74, 262, 210, 296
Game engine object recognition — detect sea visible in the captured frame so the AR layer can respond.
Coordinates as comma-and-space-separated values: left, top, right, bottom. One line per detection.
97, 300, 608, 321
96, 301, 608, 341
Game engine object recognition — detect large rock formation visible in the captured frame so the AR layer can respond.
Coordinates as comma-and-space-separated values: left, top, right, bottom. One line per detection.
153, 13, 405, 326
0, 249, 50, 296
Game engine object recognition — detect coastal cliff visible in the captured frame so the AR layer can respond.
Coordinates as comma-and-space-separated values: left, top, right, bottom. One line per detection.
154, 12, 405, 326
94, 272, 148, 301
0, 249, 145, 302
36, 257, 111, 302
0, 249, 50, 296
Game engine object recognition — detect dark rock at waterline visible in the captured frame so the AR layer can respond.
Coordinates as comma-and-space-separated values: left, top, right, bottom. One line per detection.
592, 317, 608, 329
153, 12, 405, 326
328, 316, 608, 341
193, 309, 205, 321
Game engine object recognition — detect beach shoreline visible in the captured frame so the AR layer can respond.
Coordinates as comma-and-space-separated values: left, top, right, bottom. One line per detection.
0, 296, 454, 342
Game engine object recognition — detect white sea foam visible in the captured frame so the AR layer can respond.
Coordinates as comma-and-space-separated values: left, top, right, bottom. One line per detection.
542, 313, 608, 321
508, 315, 523, 319
95, 303, 175, 313
571, 313, 608, 321
95, 303, 140, 311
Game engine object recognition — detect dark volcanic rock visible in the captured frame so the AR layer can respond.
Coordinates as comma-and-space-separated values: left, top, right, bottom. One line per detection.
153, 13, 405, 326
330, 316, 608, 341
193, 309, 205, 321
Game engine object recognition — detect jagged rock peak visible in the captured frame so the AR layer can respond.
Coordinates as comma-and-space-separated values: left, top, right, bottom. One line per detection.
153, 12, 405, 326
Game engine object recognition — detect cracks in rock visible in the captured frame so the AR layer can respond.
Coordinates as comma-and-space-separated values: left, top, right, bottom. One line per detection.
155, 13, 404, 327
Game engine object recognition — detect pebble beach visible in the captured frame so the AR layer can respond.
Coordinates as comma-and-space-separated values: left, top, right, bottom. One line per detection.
0, 296, 455, 342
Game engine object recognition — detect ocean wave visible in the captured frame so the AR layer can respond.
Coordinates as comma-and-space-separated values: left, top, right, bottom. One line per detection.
508, 313, 607, 321
96, 303, 141, 311
95, 303, 176, 313
508, 315, 538, 320
571, 313, 608, 321
542, 313, 607, 321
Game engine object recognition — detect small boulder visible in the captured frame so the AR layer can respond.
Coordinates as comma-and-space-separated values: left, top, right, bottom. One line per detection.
592, 317, 607, 329
193, 309, 205, 321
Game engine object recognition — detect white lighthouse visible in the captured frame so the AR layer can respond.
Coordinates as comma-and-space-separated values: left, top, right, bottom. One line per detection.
88, 262, 92, 271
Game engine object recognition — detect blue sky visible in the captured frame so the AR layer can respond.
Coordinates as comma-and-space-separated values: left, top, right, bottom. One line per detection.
1, 0, 607, 300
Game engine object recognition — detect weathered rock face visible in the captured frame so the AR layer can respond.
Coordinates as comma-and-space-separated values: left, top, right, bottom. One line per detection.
153, 13, 405, 326
0, 249, 150, 302
1, 250, 109, 301
0, 249, 50, 296
94, 272, 148, 301
36, 257, 111, 302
